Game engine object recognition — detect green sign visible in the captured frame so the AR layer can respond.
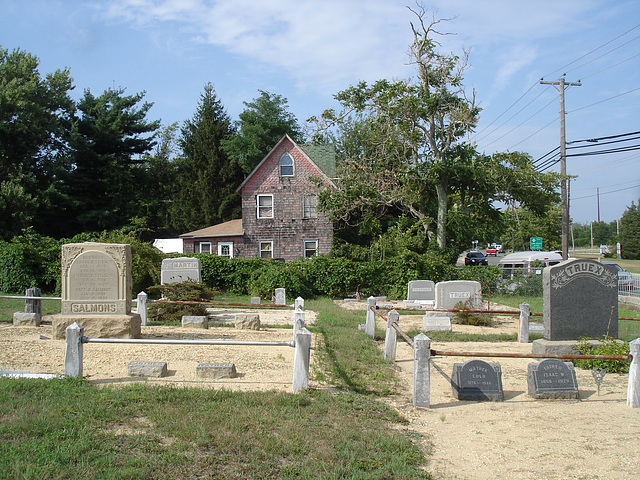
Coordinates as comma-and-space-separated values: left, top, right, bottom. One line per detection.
530, 237, 542, 250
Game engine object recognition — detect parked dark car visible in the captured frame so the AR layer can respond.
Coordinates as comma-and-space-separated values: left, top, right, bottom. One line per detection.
465, 251, 488, 266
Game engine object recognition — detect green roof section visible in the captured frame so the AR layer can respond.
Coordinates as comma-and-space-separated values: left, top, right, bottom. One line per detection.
300, 143, 336, 179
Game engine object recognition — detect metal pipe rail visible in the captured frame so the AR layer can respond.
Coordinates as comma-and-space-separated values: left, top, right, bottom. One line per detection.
430, 350, 632, 361
81, 337, 294, 347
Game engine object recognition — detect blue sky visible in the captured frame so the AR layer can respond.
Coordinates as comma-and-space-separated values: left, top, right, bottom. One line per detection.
2, 0, 639, 225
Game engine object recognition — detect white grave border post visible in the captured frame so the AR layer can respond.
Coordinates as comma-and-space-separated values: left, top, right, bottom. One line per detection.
413, 333, 431, 408
384, 310, 399, 361
292, 327, 312, 392
137, 291, 148, 326
65, 322, 84, 377
628, 338, 640, 408
519, 302, 530, 343
365, 296, 376, 338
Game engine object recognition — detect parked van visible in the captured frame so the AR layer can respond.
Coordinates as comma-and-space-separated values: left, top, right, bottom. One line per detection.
498, 251, 565, 279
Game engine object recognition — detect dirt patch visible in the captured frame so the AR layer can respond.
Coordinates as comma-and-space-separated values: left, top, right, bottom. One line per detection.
0, 307, 318, 392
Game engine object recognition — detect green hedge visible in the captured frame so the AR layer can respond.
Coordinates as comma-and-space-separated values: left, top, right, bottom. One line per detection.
1, 231, 503, 299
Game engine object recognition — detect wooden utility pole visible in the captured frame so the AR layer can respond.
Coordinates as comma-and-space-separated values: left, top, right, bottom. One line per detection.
540, 76, 581, 260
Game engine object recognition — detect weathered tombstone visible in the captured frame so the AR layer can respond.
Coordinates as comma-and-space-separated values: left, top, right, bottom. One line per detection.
452, 359, 504, 401
52, 243, 141, 339
161, 257, 201, 284
422, 316, 452, 332
235, 314, 260, 330
250, 296, 261, 304
275, 288, 286, 305
197, 362, 237, 379
404, 280, 435, 308
25, 287, 42, 315
181, 315, 208, 329
127, 361, 168, 378
435, 280, 482, 311
527, 358, 579, 399
543, 259, 618, 341
13, 312, 41, 326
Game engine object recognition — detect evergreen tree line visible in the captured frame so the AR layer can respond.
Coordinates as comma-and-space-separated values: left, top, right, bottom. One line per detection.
1, 46, 302, 241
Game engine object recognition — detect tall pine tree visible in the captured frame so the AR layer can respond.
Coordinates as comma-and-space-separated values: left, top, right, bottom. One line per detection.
223, 90, 302, 174
169, 83, 243, 233
619, 200, 640, 260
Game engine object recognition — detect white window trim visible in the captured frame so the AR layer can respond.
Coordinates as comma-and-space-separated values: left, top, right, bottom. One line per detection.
257, 194, 274, 219
217, 242, 233, 258
304, 239, 318, 258
280, 153, 294, 177
199, 242, 212, 254
259, 240, 273, 259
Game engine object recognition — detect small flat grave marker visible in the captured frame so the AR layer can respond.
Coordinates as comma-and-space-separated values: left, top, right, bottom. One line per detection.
452, 359, 503, 401
127, 361, 168, 378
527, 358, 579, 399
196, 363, 237, 379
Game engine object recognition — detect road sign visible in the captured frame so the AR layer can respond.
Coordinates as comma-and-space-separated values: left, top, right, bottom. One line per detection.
530, 237, 542, 250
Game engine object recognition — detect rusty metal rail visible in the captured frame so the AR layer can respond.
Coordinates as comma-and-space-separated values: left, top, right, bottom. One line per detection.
153, 300, 292, 308
430, 350, 632, 361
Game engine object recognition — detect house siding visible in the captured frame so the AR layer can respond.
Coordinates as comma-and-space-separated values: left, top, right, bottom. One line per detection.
240, 138, 333, 261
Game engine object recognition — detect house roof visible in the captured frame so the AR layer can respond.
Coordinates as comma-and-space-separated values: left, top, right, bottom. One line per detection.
236, 134, 336, 192
179, 219, 243, 238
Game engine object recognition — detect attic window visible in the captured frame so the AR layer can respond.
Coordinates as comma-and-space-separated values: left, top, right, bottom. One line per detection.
280, 153, 294, 176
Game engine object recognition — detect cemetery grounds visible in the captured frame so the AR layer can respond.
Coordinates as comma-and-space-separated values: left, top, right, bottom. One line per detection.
1, 299, 639, 479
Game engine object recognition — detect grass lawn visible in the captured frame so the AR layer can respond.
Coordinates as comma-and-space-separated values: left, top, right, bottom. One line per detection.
0, 297, 431, 480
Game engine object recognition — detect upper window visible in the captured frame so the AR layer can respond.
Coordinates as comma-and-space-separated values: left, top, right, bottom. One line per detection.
303, 194, 318, 218
280, 153, 294, 176
257, 194, 273, 219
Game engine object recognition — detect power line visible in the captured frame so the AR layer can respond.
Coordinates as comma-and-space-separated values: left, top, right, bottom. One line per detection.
564, 34, 640, 76
571, 184, 640, 201
568, 87, 640, 114
578, 52, 640, 81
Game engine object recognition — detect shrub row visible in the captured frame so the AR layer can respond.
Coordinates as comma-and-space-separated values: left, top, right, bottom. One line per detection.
1, 230, 503, 299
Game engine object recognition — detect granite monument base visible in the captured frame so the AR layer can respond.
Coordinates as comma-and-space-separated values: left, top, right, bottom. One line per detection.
52, 313, 141, 339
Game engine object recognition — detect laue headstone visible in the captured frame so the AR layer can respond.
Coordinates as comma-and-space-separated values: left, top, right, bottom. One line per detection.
275, 288, 286, 305
52, 243, 141, 339
161, 257, 201, 284
452, 359, 504, 401
543, 259, 618, 341
404, 280, 435, 308
435, 280, 482, 311
527, 358, 579, 399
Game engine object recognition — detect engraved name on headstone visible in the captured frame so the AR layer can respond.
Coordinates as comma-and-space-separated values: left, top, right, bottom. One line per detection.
527, 358, 579, 399
435, 280, 482, 310
161, 257, 201, 284
452, 359, 504, 401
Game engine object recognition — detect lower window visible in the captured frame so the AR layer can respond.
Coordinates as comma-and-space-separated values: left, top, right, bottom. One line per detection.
217, 242, 233, 258
304, 240, 318, 258
259, 241, 273, 258
199, 242, 212, 254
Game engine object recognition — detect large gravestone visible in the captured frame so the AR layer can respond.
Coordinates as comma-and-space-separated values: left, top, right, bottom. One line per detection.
52, 243, 141, 339
543, 259, 618, 340
404, 280, 435, 308
435, 280, 482, 311
161, 257, 201, 284
452, 359, 503, 401
527, 358, 579, 399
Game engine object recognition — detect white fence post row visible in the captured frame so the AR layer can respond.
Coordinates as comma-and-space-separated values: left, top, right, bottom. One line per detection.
384, 310, 399, 361
628, 338, 640, 408
518, 302, 530, 344
413, 333, 431, 408
65, 322, 84, 377
292, 327, 312, 391
137, 291, 148, 326
365, 296, 376, 338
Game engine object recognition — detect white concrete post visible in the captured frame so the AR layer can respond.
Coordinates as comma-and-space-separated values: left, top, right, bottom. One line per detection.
627, 338, 640, 408
365, 296, 376, 338
293, 307, 305, 340
518, 302, 530, 343
137, 291, 148, 326
65, 322, 84, 378
413, 333, 431, 408
292, 327, 312, 391
295, 297, 304, 311
384, 310, 399, 361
